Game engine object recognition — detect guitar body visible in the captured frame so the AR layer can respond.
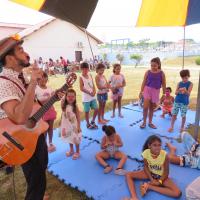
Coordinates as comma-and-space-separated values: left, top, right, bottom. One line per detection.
0, 104, 49, 166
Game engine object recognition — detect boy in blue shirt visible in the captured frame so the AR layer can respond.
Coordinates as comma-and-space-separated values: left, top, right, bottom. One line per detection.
168, 69, 193, 133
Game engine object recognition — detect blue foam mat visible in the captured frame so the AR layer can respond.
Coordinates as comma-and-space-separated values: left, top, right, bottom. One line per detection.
103, 165, 200, 200
48, 106, 199, 200
123, 104, 197, 125
81, 109, 143, 142
48, 129, 95, 167
48, 141, 140, 200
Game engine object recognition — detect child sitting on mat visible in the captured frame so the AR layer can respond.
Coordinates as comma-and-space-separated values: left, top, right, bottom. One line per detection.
124, 135, 181, 200
61, 88, 82, 160
166, 131, 200, 169
95, 125, 127, 175
160, 87, 174, 118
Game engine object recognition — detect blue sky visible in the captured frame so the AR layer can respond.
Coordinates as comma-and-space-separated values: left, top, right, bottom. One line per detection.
0, 0, 200, 42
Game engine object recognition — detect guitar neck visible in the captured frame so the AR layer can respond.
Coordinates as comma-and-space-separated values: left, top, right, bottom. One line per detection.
30, 84, 68, 122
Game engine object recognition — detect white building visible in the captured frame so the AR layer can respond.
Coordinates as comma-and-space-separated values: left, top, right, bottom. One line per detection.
0, 18, 103, 62
0, 22, 31, 40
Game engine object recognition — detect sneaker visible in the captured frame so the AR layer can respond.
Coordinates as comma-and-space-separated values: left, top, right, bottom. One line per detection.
91, 121, 98, 129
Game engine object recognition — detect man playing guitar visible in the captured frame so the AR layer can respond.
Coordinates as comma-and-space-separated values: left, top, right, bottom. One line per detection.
0, 35, 57, 200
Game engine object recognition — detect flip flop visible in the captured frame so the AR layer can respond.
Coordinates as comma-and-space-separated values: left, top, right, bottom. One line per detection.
148, 123, 157, 129
140, 182, 149, 197
140, 123, 146, 129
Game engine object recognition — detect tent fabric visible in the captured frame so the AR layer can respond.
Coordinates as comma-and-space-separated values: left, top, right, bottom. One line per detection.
12, 0, 45, 10
11, 0, 98, 28
136, 0, 190, 27
186, 0, 200, 25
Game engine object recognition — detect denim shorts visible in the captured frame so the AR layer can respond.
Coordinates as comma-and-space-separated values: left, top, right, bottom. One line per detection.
97, 93, 108, 102
83, 99, 97, 112
151, 172, 161, 180
172, 102, 188, 117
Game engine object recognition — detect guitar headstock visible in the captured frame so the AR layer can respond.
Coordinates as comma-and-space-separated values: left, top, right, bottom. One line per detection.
66, 72, 77, 87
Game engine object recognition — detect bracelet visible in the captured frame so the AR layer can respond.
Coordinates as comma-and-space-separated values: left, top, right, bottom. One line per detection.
158, 179, 163, 185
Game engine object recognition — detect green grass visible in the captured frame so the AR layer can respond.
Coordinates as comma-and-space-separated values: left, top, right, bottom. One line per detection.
51, 67, 199, 127
0, 66, 199, 199
162, 56, 200, 67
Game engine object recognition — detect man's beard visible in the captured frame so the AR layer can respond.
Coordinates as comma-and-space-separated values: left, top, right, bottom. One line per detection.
17, 56, 30, 68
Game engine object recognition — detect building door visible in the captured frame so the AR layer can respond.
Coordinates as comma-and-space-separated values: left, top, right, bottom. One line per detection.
75, 51, 82, 62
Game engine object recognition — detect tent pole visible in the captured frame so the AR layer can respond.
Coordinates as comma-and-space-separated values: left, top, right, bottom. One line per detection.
182, 26, 186, 69
194, 72, 200, 141
84, 29, 95, 68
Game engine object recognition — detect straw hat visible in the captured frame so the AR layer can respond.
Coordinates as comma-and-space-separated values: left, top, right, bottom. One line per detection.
0, 34, 23, 61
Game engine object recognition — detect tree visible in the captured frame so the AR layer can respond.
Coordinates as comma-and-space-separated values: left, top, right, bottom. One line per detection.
116, 53, 124, 64
138, 38, 150, 50
130, 54, 143, 68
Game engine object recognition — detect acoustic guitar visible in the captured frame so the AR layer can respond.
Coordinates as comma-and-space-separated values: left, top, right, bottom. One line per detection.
0, 73, 77, 166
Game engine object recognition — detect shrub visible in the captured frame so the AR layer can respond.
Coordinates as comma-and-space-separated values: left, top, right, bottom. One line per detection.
195, 57, 200, 65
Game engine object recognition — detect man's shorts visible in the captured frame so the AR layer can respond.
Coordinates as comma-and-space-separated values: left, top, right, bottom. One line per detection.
83, 99, 98, 112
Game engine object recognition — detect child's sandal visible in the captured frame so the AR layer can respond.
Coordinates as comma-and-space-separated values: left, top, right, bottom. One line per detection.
91, 121, 98, 129
140, 182, 149, 197
148, 123, 157, 129
104, 165, 113, 174
115, 168, 127, 176
66, 151, 74, 157
72, 152, 80, 160
87, 124, 94, 129
140, 122, 146, 129
168, 127, 174, 132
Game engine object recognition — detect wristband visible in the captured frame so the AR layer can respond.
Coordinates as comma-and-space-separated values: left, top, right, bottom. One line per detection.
158, 179, 163, 185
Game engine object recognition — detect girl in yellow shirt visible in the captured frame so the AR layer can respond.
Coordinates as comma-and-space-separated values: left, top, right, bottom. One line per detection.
124, 135, 181, 200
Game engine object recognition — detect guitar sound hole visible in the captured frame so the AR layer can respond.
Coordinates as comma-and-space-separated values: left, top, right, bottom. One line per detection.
26, 119, 36, 129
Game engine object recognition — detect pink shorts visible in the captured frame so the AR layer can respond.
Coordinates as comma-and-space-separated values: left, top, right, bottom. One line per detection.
162, 106, 173, 113
43, 106, 57, 121
143, 86, 160, 104
111, 90, 123, 101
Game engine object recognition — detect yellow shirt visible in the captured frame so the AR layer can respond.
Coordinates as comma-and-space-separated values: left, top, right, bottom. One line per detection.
142, 149, 166, 176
